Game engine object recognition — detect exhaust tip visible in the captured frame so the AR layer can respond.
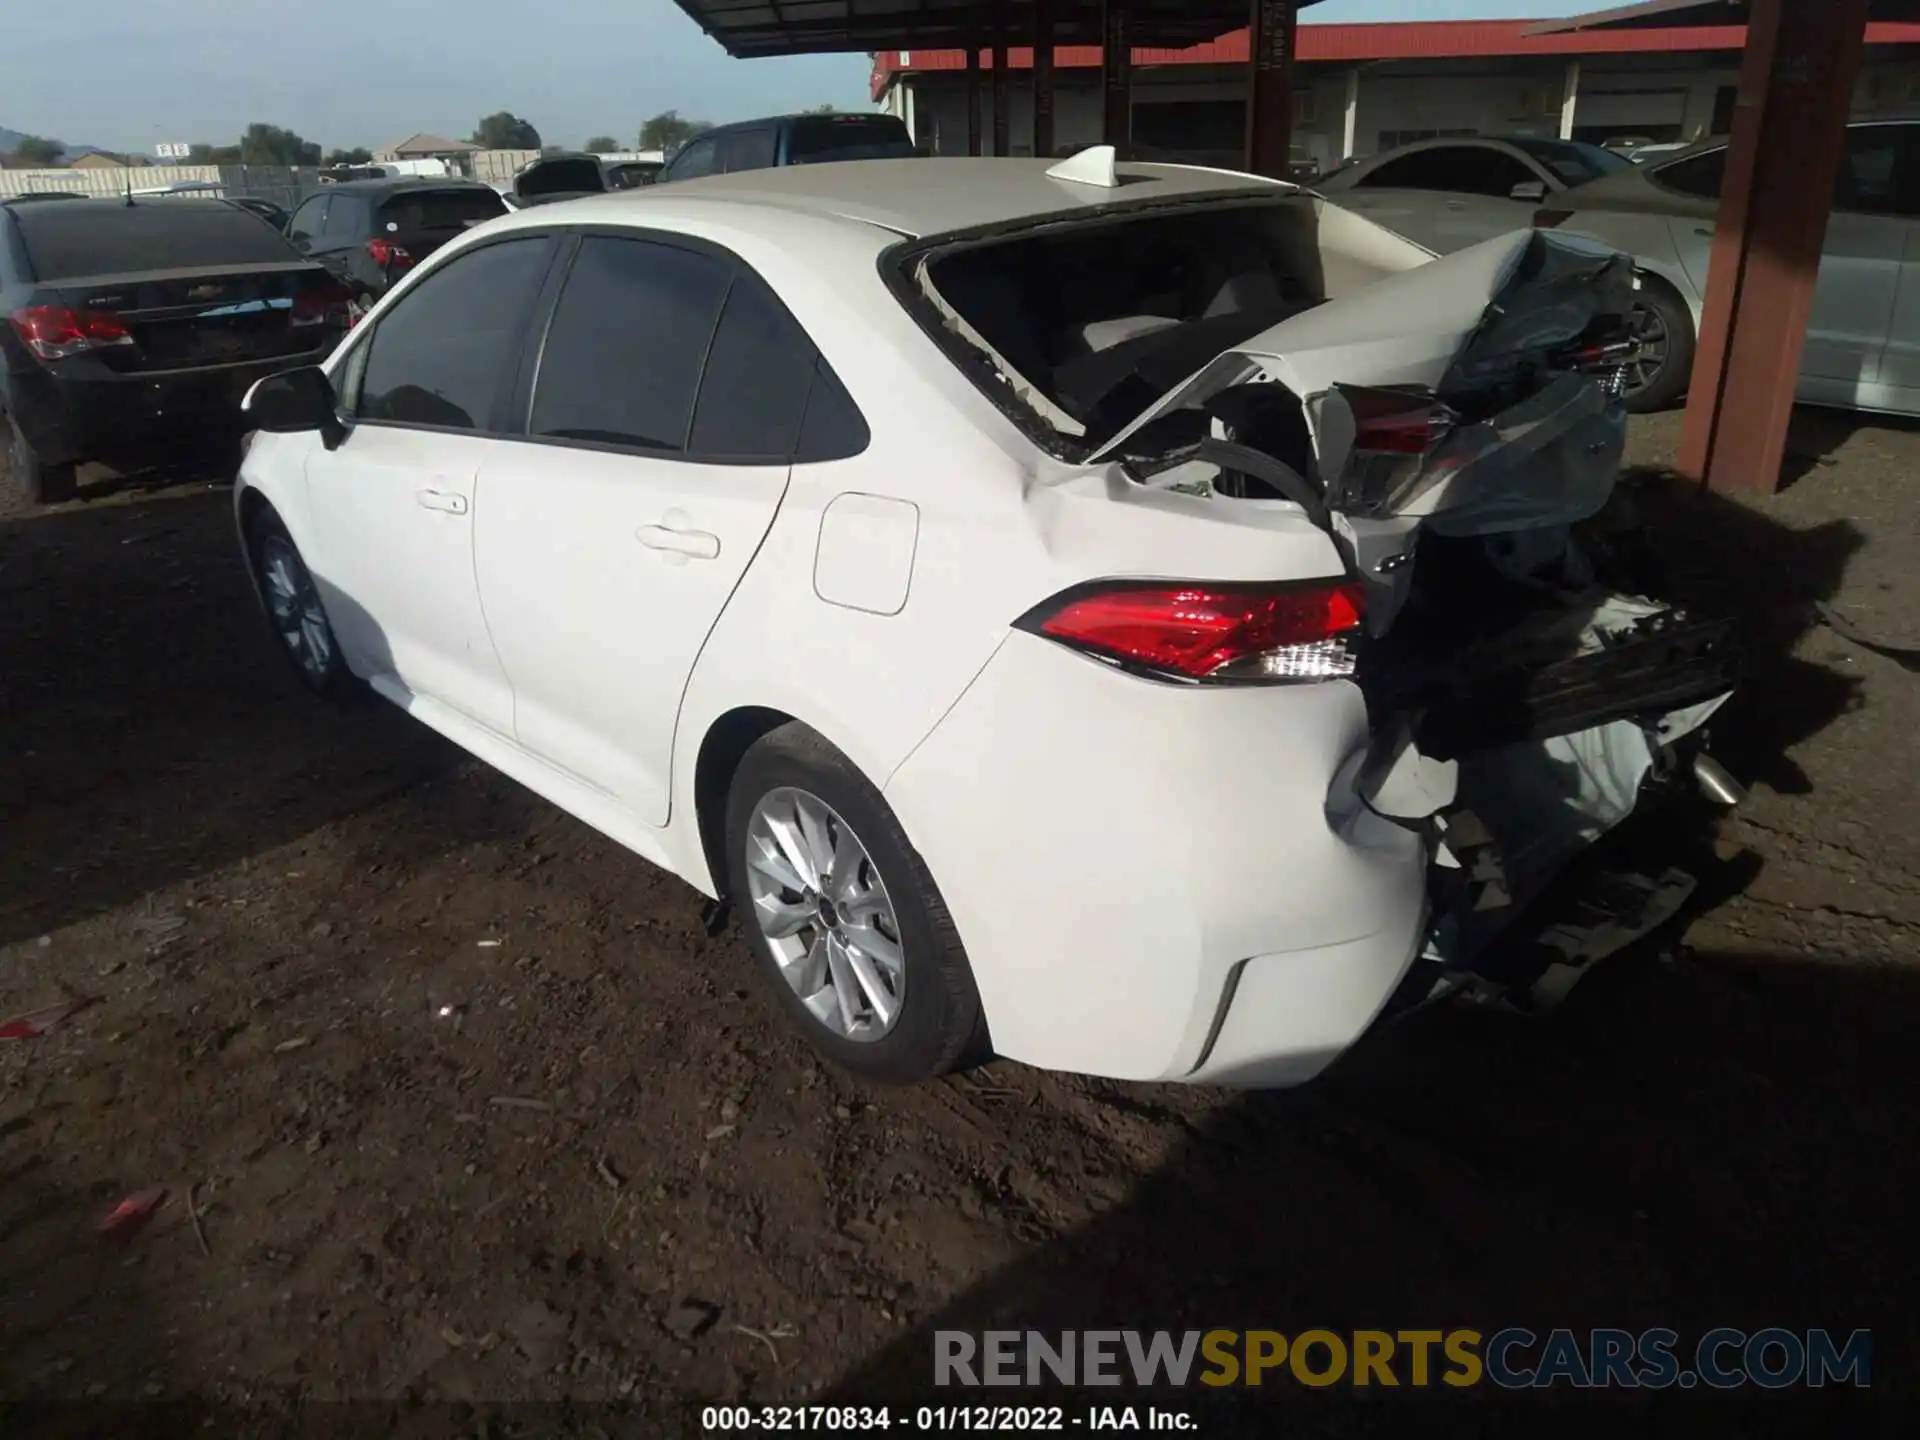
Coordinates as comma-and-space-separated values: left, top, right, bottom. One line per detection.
1693, 753, 1747, 808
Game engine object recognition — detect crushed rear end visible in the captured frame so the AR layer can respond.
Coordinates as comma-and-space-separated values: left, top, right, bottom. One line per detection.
910, 199, 1741, 1013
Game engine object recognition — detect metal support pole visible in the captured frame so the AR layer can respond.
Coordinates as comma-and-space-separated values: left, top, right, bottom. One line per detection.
1559, 60, 1581, 141
1101, 0, 1131, 154
1033, 0, 1056, 158
1678, 0, 1871, 492
1245, 0, 1299, 179
992, 0, 1011, 157
1341, 67, 1360, 161
967, 30, 983, 157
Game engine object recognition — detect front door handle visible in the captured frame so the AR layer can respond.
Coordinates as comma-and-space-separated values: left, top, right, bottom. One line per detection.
637, 523, 720, 561
416, 489, 469, 515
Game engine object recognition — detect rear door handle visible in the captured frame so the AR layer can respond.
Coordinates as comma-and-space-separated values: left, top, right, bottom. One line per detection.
416, 489, 469, 515
637, 523, 720, 561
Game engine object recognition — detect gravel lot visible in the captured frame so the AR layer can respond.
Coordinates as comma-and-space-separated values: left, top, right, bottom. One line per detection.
2, 411, 1916, 1435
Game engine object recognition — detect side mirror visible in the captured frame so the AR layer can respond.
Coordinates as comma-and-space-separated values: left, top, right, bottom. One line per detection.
243, 366, 346, 450
1510, 181, 1549, 203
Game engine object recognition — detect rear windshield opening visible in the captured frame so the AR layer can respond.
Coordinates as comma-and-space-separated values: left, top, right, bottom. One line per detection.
377, 188, 509, 235
16, 200, 299, 281
914, 200, 1333, 446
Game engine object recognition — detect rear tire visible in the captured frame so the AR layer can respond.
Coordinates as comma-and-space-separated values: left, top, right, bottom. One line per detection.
245, 507, 358, 700
7, 415, 78, 505
1621, 278, 1696, 415
724, 722, 985, 1084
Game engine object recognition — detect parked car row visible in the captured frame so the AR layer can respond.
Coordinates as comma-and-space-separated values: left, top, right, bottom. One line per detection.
227, 151, 1741, 1087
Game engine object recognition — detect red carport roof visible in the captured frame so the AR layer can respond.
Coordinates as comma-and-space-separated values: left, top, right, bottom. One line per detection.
872, 16, 1920, 94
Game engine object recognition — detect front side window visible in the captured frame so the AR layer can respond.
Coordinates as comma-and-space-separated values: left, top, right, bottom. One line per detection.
667, 136, 719, 181
1652, 147, 1727, 200
356, 237, 551, 431
1357, 147, 1509, 193
529, 236, 731, 451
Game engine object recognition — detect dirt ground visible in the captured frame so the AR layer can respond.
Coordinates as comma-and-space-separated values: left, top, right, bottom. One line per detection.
2, 411, 1917, 1436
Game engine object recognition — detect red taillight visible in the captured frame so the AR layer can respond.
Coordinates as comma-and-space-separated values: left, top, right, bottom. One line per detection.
9, 304, 134, 362
1343, 387, 1456, 457
1533, 208, 1575, 229
1019, 580, 1367, 683
366, 237, 414, 270
290, 282, 352, 329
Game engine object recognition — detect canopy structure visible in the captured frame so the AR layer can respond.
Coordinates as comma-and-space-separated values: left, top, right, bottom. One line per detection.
1527, 0, 1920, 29
669, 2, 1325, 176
667, 1, 1292, 59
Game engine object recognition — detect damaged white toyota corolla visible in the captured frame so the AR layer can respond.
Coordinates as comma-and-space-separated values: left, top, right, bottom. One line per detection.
234, 150, 1741, 1086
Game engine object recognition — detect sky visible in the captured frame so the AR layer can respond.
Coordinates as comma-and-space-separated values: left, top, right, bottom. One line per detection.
3, 0, 1604, 155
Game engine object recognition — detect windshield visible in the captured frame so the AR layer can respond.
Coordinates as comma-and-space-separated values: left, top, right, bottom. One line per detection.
787, 115, 915, 163
378, 187, 509, 232
1507, 137, 1634, 187
17, 200, 299, 280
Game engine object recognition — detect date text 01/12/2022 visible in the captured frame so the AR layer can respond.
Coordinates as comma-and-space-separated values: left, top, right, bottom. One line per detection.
700, 1405, 1195, 1432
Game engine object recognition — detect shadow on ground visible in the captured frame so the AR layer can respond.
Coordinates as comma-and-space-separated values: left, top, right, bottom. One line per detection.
828, 946, 1914, 1434
0, 484, 461, 948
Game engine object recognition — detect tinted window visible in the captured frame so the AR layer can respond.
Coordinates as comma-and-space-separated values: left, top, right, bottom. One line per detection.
358, 237, 550, 431
1358, 146, 1534, 195
321, 194, 363, 238
530, 237, 730, 451
1508, 137, 1633, 187
688, 277, 817, 458
377, 188, 508, 235
795, 364, 870, 463
1835, 125, 1917, 216
17, 201, 300, 280
667, 136, 719, 181
288, 196, 326, 240
1653, 148, 1726, 200
787, 114, 915, 162
718, 128, 778, 174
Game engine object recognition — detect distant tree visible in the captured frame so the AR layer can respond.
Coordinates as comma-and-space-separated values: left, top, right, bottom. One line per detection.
639, 110, 712, 153
583, 135, 621, 154
11, 135, 64, 166
323, 146, 373, 166
187, 142, 244, 165
228, 123, 322, 167
471, 112, 541, 149
804, 103, 840, 115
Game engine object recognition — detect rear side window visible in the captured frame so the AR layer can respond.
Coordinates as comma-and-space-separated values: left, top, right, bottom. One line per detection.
357, 236, 551, 430
1652, 148, 1726, 200
718, 129, 778, 174
530, 236, 731, 451
377, 188, 507, 236
16, 201, 299, 280
688, 277, 818, 457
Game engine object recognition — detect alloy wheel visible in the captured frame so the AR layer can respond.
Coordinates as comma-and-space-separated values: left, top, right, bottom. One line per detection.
744, 787, 906, 1043
1620, 301, 1671, 400
259, 536, 333, 683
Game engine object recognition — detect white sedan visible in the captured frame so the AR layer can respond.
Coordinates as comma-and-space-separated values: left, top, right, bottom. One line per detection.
1537, 120, 1920, 415
234, 152, 1740, 1086
1313, 135, 1636, 254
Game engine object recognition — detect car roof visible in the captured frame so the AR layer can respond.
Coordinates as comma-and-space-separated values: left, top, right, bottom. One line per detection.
536, 157, 1289, 240
701, 112, 905, 135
